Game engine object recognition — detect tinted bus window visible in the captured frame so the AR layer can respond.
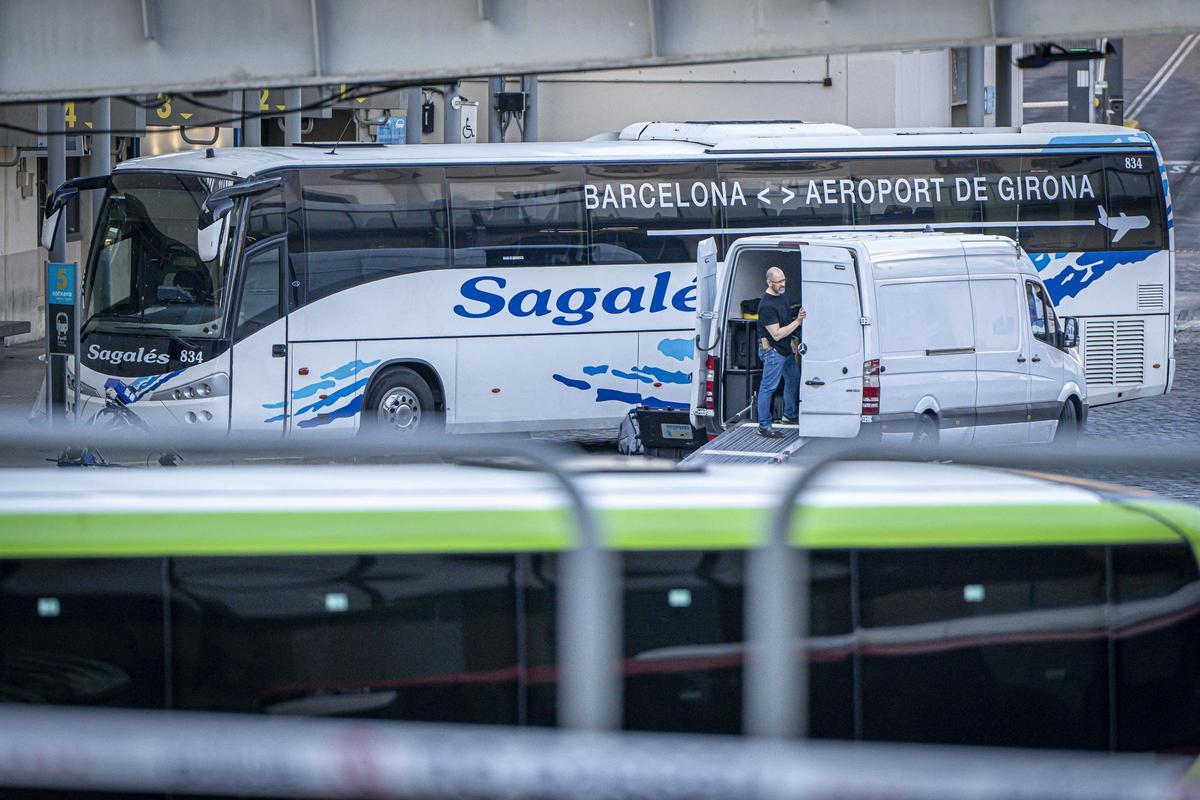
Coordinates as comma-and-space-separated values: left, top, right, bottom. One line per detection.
719, 160, 852, 250
170, 555, 519, 723
301, 168, 448, 305
450, 165, 586, 267
586, 162, 720, 264
1017, 154, 1108, 252
525, 550, 854, 739
0, 558, 166, 709
1113, 544, 1200, 752
978, 156, 1022, 241
851, 158, 981, 231
858, 546, 1109, 749
1102, 155, 1166, 250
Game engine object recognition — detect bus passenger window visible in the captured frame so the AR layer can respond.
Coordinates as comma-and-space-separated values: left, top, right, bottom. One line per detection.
586, 163, 719, 264
449, 165, 587, 267
1016, 155, 1109, 252
851, 158, 981, 232
300, 168, 448, 305
857, 547, 1109, 749
1112, 544, 1200, 753
718, 160, 851, 252
170, 555, 520, 724
1102, 155, 1166, 250
0, 558, 167, 709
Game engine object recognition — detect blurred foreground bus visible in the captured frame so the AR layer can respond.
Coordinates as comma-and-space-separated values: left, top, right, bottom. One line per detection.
1, 461, 1197, 753
43, 121, 1173, 437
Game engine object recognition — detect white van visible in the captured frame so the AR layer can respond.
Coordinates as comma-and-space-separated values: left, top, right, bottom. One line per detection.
691, 232, 1088, 446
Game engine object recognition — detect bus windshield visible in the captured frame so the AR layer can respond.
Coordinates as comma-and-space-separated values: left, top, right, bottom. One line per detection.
84, 172, 235, 338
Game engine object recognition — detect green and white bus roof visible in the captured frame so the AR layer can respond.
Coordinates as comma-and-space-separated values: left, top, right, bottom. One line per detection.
1, 462, 1196, 558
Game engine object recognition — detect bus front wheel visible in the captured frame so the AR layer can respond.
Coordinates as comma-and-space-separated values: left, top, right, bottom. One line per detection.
365, 368, 436, 435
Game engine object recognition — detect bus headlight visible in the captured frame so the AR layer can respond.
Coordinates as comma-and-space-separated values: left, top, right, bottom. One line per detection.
151, 372, 230, 402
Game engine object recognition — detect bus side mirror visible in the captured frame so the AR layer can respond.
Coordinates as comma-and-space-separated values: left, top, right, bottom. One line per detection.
41, 174, 110, 251
1061, 317, 1079, 349
196, 175, 283, 261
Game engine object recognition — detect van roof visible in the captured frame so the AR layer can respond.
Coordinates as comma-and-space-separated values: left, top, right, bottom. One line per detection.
0, 462, 1194, 557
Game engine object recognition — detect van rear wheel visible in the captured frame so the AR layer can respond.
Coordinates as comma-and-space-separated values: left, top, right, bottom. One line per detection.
913, 413, 939, 449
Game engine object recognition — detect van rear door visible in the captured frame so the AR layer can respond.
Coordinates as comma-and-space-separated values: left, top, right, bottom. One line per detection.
798, 245, 865, 438
690, 237, 719, 428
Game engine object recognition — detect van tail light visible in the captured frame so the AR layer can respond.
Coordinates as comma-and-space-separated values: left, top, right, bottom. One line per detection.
704, 355, 717, 412
861, 359, 880, 415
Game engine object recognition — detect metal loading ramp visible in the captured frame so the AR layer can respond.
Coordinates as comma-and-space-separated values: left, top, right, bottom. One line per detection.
681, 422, 807, 465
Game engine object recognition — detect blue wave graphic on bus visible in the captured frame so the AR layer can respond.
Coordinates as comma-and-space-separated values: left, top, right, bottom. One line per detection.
596, 389, 682, 409
104, 370, 184, 404
657, 338, 694, 362
1030, 250, 1156, 303
261, 357, 380, 425
553, 374, 591, 390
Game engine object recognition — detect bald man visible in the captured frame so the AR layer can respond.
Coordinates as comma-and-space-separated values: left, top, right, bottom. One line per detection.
756, 266, 806, 437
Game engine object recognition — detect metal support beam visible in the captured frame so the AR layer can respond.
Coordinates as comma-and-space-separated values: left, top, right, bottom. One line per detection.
89, 98, 112, 229
1104, 38, 1124, 125
4, 1, 1200, 102
284, 87, 302, 144
1067, 47, 1095, 123
522, 74, 538, 142
405, 86, 423, 144
995, 44, 1013, 127
444, 81, 460, 144
240, 90, 260, 147
967, 46, 985, 127
488, 76, 504, 143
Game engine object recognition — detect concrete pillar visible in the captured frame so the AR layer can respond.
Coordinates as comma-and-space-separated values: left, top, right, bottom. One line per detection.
405, 87, 423, 144
47, 103, 66, 421
488, 77, 503, 144
284, 88, 302, 144
241, 90, 261, 147
444, 81, 460, 144
521, 74, 538, 142
90, 98, 111, 227
966, 47, 985, 127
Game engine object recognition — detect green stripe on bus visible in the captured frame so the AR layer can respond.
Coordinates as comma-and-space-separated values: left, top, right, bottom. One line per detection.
0, 501, 1185, 557
609, 503, 1181, 550
0, 509, 574, 557
1121, 499, 1200, 555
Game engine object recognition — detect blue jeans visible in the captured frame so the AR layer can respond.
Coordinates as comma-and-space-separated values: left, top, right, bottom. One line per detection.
758, 348, 799, 429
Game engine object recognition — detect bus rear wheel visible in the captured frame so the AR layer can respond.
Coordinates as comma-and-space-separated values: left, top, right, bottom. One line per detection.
365, 368, 436, 435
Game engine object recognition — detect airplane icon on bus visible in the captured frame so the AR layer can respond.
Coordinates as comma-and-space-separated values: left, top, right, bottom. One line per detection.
1097, 205, 1150, 243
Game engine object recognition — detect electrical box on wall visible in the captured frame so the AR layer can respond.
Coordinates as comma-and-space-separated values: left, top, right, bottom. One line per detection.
421, 101, 435, 134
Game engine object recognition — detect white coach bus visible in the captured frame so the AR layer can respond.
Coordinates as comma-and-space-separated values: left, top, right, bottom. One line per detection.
47, 120, 1173, 436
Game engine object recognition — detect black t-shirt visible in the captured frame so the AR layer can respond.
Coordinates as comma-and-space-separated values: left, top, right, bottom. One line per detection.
757, 292, 796, 357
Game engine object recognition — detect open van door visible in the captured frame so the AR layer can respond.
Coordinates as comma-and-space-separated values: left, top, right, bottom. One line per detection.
798, 246, 865, 438
690, 237, 719, 429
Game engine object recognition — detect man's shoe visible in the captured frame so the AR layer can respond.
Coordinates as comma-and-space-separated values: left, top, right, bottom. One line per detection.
757, 426, 783, 438
780, 416, 798, 425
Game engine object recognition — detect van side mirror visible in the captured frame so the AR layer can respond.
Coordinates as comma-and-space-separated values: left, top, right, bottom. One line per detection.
1061, 317, 1079, 349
